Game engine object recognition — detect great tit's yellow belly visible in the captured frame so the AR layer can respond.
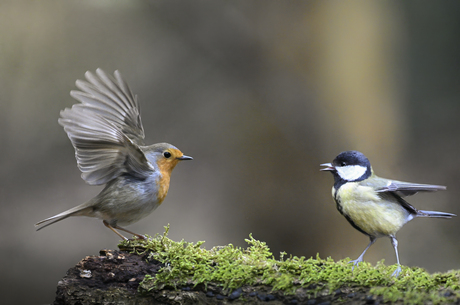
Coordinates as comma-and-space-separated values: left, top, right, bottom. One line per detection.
333, 183, 411, 237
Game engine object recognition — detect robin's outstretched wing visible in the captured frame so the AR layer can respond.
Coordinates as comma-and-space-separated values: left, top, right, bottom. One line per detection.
59, 69, 154, 185
70, 69, 145, 145
375, 180, 446, 197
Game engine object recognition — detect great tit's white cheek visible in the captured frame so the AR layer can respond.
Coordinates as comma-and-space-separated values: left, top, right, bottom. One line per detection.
336, 165, 367, 181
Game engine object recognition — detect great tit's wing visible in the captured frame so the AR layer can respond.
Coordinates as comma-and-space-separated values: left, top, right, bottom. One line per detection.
359, 178, 419, 214
375, 180, 446, 197
59, 70, 154, 185
70, 69, 145, 145
377, 191, 419, 215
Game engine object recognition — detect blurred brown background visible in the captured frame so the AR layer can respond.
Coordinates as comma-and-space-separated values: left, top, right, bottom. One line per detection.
2, 1, 460, 303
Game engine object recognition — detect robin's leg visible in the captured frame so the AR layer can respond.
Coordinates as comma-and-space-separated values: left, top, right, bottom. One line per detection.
115, 225, 147, 240
103, 220, 129, 240
103, 220, 147, 240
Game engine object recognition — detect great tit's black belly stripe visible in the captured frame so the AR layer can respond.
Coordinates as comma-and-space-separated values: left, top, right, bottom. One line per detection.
343, 212, 373, 238
333, 188, 373, 238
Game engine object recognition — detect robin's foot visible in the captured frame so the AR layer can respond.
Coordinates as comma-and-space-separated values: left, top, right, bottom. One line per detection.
134, 234, 147, 240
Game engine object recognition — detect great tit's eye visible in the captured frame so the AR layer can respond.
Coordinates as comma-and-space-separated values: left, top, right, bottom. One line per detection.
163, 151, 172, 158
340, 161, 346, 166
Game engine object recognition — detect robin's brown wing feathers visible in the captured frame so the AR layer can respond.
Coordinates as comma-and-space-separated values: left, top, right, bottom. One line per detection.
59, 106, 153, 185
70, 69, 145, 145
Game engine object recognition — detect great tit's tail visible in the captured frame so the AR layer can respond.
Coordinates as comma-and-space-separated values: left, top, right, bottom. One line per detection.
35, 203, 93, 231
417, 210, 456, 218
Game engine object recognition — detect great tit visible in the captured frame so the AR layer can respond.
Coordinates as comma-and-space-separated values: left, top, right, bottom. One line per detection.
321, 150, 456, 277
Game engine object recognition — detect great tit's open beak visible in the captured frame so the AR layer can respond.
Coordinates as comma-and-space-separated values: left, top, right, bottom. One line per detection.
178, 155, 193, 161
320, 163, 335, 171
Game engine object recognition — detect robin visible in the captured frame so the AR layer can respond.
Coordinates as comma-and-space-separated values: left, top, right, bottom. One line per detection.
35, 69, 192, 240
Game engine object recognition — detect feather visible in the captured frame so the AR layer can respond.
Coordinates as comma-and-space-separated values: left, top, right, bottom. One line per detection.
59, 71, 154, 185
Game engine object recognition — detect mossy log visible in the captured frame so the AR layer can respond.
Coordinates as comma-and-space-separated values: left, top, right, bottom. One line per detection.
54, 249, 380, 305
53, 231, 460, 304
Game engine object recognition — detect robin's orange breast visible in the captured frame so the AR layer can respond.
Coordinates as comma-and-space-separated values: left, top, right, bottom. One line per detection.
156, 157, 180, 204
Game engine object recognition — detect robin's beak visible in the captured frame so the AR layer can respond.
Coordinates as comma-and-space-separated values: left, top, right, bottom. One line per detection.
320, 163, 335, 171
177, 155, 193, 161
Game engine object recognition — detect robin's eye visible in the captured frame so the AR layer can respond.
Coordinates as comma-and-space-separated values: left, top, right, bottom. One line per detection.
163, 151, 172, 158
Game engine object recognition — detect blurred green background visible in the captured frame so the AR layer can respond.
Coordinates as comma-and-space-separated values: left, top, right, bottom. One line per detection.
1, 1, 460, 303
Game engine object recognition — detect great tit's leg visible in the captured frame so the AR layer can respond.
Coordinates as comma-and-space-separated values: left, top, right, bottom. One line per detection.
103, 220, 129, 240
390, 236, 402, 277
349, 236, 376, 271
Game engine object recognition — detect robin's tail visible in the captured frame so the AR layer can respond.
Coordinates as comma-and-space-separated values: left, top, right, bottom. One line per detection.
35, 203, 93, 231
417, 210, 456, 218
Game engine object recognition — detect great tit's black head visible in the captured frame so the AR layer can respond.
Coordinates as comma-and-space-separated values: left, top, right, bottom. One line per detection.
321, 150, 372, 183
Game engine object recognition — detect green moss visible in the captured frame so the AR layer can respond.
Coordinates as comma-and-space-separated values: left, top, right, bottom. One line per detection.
119, 226, 460, 304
